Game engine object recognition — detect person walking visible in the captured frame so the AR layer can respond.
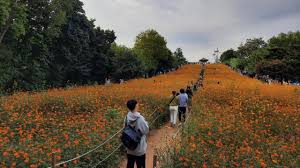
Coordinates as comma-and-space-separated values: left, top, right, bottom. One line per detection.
169, 91, 179, 127
124, 100, 149, 168
178, 89, 188, 122
186, 86, 193, 111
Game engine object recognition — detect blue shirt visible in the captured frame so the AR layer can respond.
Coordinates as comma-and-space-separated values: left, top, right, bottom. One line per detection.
178, 93, 188, 107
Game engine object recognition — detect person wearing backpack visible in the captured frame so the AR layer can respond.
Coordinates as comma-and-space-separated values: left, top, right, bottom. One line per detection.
122, 99, 149, 168
169, 91, 179, 127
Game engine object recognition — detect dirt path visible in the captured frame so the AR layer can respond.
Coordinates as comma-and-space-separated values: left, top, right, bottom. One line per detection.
119, 123, 177, 168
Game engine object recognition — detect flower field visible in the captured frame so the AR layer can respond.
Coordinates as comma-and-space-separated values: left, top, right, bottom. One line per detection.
0, 64, 200, 168
161, 64, 299, 167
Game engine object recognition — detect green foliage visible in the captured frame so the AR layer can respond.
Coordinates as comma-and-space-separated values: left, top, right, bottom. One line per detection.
105, 109, 120, 122
134, 29, 179, 76
223, 31, 300, 82
220, 49, 237, 64
245, 48, 269, 73
0, 0, 116, 91
256, 59, 286, 82
48, 5, 116, 85
0, 0, 27, 42
0, 0, 10, 26
134, 29, 166, 73
237, 38, 267, 59
174, 48, 187, 66
266, 31, 300, 81
46, 0, 73, 38
236, 38, 267, 70
228, 58, 240, 69
111, 43, 144, 81
10, 2, 27, 38
0, 1, 187, 93
0, 44, 14, 92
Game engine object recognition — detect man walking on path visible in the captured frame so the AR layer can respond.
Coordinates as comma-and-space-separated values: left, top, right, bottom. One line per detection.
186, 86, 193, 111
124, 100, 149, 168
169, 91, 179, 127
178, 89, 188, 122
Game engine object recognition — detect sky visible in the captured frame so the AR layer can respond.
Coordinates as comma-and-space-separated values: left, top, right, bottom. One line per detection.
81, 0, 300, 62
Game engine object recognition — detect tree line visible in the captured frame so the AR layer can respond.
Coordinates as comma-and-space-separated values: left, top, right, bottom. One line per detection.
220, 31, 300, 84
0, 0, 187, 93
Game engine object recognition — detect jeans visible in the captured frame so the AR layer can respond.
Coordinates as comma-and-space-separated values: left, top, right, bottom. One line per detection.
169, 106, 178, 125
178, 107, 186, 122
127, 154, 146, 168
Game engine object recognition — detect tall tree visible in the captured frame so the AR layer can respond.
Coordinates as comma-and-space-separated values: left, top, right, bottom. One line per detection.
134, 29, 170, 76
89, 28, 116, 83
174, 48, 187, 66
49, 0, 116, 85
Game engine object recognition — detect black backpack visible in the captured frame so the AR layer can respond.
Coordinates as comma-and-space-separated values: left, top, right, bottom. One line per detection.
121, 116, 142, 150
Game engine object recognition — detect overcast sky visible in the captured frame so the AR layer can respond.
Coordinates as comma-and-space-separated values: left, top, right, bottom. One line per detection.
81, 0, 300, 62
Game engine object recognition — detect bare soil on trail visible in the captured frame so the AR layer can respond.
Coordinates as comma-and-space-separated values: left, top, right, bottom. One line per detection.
119, 123, 177, 168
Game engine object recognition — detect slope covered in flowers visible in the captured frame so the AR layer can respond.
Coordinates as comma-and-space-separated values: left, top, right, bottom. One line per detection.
162, 64, 299, 167
0, 64, 200, 168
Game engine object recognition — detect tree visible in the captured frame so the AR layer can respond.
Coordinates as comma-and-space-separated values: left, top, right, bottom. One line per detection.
174, 48, 187, 66
0, 44, 17, 92
228, 58, 240, 69
49, 1, 116, 85
0, 0, 187, 92
264, 31, 300, 81
0, 0, 27, 43
110, 44, 143, 81
89, 28, 116, 83
220, 49, 237, 64
256, 60, 286, 83
0, 0, 117, 91
222, 31, 300, 82
235, 38, 267, 70
134, 29, 170, 76
237, 38, 267, 59
158, 48, 175, 72
245, 48, 269, 73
